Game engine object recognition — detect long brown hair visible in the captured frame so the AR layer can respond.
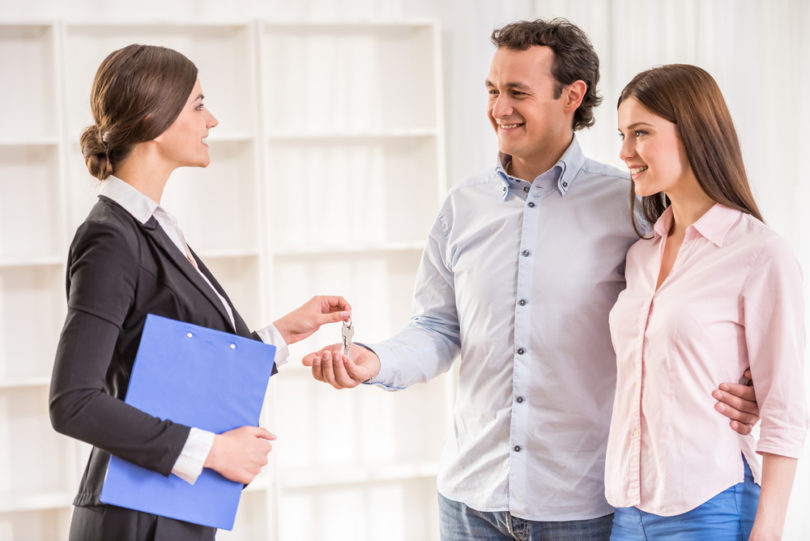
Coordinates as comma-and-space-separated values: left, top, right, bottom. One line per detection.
618, 64, 762, 236
80, 44, 198, 180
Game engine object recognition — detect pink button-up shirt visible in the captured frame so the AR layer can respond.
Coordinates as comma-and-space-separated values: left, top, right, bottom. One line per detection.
605, 203, 808, 516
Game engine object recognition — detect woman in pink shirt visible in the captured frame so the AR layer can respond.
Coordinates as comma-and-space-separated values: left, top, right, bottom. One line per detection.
607, 64, 807, 540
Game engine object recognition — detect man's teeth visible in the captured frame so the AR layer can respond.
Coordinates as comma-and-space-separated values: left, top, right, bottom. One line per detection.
499, 123, 521, 129
631, 166, 648, 174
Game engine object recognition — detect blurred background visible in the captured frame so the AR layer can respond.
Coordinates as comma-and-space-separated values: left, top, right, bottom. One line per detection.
0, 0, 807, 539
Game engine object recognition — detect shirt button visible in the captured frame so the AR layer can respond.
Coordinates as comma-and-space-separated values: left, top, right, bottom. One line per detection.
518, 299, 527, 306
632, 429, 640, 438
527, 202, 535, 208
516, 396, 524, 403
522, 250, 530, 257
517, 348, 525, 355
562, 181, 569, 188
523, 186, 530, 193
514, 445, 521, 452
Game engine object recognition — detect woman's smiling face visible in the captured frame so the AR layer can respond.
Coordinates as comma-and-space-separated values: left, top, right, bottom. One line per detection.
618, 96, 692, 198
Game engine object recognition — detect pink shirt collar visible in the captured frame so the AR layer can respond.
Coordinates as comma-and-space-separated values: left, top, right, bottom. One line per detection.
652, 203, 741, 248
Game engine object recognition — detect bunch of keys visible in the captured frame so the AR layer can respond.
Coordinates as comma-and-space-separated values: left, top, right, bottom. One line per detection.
341, 317, 354, 359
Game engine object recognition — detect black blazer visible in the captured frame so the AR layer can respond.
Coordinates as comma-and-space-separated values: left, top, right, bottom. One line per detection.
50, 196, 258, 536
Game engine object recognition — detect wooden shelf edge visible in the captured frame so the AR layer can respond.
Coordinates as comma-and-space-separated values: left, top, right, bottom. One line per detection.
267, 129, 437, 142
197, 248, 261, 260
278, 461, 439, 490
0, 491, 73, 513
0, 377, 51, 390
273, 242, 425, 257
0, 139, 60, 147
0, 257, 64, 268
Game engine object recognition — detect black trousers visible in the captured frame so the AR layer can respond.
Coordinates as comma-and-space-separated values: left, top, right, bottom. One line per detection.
69, 505, 217, 541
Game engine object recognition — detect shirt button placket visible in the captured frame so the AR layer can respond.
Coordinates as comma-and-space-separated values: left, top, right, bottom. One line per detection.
512, 198, 535, 503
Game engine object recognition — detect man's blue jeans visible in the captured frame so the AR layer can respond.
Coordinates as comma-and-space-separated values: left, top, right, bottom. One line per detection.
439, 493, 613, 540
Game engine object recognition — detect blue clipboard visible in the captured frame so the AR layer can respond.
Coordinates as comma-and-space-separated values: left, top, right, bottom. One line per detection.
100, 313, 276, 530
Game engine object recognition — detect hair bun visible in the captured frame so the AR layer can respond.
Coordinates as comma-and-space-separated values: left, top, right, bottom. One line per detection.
80, 124, 113, 180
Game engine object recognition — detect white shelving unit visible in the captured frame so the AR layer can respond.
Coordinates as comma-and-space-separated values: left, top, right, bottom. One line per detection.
0, 18, 447, 541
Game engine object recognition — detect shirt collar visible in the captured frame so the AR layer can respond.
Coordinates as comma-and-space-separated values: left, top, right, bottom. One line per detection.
494, 136, 585, 199
98, 175, 158, 225
652, 203, 740, 247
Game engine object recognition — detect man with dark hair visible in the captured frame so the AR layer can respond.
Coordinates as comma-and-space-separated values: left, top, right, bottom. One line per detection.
304, 18, 758, 540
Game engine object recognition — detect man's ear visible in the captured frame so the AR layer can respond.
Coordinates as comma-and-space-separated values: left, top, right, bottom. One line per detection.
562, 80, 587, 113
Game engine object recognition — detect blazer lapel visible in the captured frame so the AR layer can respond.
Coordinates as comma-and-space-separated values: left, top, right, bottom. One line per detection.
192, 248, 253, 337
139, 217, 237, 333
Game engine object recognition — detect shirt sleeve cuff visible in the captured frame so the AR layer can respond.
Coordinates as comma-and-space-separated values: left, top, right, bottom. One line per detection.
360, 342, 405, 391
171, 427, 215, 485
255, 323, 289, 367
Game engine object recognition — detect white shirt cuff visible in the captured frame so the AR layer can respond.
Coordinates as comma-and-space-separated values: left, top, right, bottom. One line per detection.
171, 427, 215, 485
255, 323, 289, 367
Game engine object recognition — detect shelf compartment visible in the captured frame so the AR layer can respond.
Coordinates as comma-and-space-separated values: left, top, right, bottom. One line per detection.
199, 253, 263, 330
0, 506, 71, 539
277, 476, 439, 541
62, 23, 257, 138
0, 388, 75, 498
162, 140, 260, 255
0, 25, 58, 141
0, 145, 63, 260
0, 265, 65, 381
65, 139, 261, 255
269, 369, 448, 470
260, 23, 438, 133
216, 489, 269, 541
266, 136, 439, 247
270, 249, 421, 353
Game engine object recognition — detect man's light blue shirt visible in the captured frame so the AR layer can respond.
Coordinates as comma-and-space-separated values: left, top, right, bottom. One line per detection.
367, 137, 640, 520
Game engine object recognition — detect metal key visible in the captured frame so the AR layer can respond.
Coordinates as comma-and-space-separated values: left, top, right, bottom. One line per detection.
341, 317, 354, 358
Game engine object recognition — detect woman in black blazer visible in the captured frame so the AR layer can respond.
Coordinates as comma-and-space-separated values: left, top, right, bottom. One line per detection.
49, 44, 350, 541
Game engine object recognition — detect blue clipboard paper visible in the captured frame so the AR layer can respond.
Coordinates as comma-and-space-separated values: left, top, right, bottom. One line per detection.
100, 314, 276, 530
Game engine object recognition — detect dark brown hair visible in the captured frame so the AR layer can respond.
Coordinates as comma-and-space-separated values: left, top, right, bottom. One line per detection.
80, 44, 198, 180
491, 18, 601, 131
618, 64, 762, 236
